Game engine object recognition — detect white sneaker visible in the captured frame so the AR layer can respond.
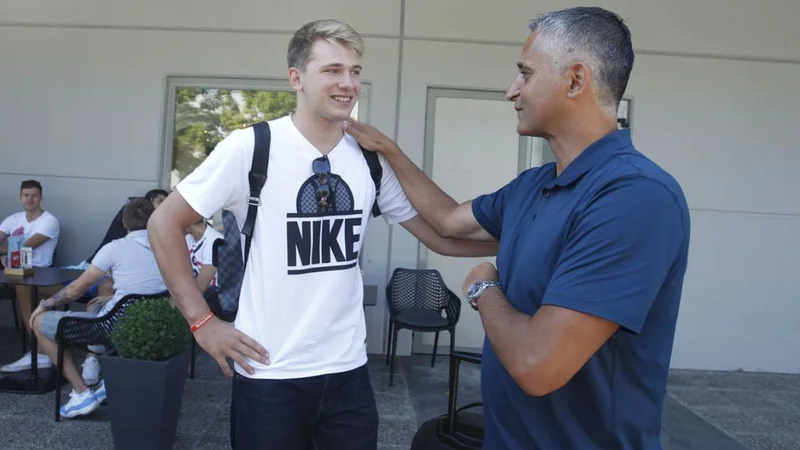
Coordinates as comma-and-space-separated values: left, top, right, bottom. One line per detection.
93, 380, 106, 404
60, 389, 101, 419
82, 356, 101, 386
0, 352, 52, 373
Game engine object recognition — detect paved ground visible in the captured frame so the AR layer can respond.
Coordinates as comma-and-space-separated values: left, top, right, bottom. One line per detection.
0, 326, 798, 449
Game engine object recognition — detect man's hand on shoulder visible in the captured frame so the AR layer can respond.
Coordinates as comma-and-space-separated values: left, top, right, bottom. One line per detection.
342, 119, 400, 156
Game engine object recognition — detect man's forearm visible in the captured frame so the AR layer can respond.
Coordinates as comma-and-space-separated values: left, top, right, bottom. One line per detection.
477, 288, 537, 380
428, 236, 498, 257
45, 285, 78, 308
384, 148, 461, 235
148, 217, 210, 324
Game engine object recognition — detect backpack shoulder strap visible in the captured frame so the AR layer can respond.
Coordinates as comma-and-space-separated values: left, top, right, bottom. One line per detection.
360, 146, 382, 217
240, 121, 271, 266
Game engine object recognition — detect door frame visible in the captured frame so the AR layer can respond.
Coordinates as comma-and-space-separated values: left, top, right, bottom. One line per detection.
411, 87, 553, 355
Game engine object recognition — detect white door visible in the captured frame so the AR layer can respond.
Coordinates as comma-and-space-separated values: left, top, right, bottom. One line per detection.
414, 88, 549, 354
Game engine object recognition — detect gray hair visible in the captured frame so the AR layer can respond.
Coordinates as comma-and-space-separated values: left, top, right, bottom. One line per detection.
528, 7, 634, 115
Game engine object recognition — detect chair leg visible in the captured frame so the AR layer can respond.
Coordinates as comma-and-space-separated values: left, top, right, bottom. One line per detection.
431, 331, 440, 367
450, 326, 456, 354
385, 321, 393, 366
189, 338, 196, 379
55, 343, 65, 422
389, 325, 400, 387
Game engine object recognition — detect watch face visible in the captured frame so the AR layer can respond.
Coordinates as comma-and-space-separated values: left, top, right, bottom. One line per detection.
467, 282, 481, 298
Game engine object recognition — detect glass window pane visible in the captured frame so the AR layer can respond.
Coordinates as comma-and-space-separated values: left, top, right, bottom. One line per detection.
170, 88, 298, 189
169, 87, 364, 190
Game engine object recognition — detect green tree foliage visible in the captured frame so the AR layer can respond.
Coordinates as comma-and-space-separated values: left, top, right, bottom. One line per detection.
171, 88, 297, 184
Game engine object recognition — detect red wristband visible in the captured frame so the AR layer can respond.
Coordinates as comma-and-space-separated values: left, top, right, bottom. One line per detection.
190, 312, 215, 333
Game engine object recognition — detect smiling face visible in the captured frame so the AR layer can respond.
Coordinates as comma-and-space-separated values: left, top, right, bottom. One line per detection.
290, 39, 362, 122
505, 32, 572, 137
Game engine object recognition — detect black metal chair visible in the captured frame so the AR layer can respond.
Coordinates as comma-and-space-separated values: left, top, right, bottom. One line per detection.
53, 291, 169, 421
410, 351, 484, 449
385, 268, 461, 386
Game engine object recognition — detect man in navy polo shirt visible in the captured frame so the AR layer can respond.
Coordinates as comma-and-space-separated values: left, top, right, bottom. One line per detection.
345, 6, 691, 449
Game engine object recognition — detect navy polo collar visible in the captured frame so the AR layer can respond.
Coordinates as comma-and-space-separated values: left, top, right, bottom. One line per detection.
544, 128, 633, 190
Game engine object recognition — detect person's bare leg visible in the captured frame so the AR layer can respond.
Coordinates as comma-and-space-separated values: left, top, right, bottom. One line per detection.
32, 314, 89, 393
14, 285, 34, 333
15, 285, 61, 333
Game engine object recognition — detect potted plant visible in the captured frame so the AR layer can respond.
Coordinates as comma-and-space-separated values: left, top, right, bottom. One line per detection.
99, 297, 192, 450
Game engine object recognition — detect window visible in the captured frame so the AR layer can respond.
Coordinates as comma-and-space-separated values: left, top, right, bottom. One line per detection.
160, 76, 369, 189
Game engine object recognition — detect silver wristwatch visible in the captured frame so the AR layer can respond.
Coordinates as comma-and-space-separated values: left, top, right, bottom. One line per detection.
465, 280, 502, 310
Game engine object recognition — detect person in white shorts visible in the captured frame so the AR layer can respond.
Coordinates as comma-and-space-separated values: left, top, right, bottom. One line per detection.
28, 198, 167, 419
147, 19, 497, 450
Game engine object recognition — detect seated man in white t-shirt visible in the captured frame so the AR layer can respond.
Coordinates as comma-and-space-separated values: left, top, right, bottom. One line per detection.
27, 198, 167, 419
185, 219, 224, 315
148, 19, 498, 449
0, 179, 60, 373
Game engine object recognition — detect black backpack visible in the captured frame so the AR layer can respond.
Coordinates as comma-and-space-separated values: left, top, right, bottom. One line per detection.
213, 121, 383, 316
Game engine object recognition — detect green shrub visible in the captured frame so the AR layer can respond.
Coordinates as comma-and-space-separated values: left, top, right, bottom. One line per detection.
110, 298, 191, 361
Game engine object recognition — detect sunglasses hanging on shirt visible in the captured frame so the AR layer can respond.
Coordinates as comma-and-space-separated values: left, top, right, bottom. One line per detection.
312, 155, 336, 213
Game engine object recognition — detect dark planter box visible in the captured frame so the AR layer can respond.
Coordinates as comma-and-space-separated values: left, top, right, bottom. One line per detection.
99, 350, 191, 450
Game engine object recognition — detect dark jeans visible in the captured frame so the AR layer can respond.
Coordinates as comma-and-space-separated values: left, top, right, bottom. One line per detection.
230, 364, 379, 450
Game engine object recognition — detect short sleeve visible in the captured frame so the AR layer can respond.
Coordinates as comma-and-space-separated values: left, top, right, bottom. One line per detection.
35, 214, 59, 239
471, 171, 529, 240
91, 241, 117, 273
542, 177, 687, 334
0, 215, 13, 235
376, 154, 418, 225
176, 128, 251, 219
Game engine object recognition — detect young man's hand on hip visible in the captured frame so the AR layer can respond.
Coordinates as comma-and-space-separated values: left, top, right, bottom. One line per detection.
194, 318, 270, 377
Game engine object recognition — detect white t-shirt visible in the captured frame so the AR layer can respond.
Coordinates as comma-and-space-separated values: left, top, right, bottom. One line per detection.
176, 115, 417, 379
185, 225, 224, 288
91, 230, 168, 315
0, 211, 59, 267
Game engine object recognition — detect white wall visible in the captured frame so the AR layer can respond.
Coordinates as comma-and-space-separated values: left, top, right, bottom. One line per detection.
0, 2, 402, 352
1, 0, 799, 372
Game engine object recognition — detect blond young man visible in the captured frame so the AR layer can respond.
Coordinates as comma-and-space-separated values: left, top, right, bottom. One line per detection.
148, 19, 496, 449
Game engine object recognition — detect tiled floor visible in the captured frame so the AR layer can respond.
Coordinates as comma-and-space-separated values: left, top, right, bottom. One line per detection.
399, 354, 752, 450
0, 326, 799, 449
667, 369, 800, 450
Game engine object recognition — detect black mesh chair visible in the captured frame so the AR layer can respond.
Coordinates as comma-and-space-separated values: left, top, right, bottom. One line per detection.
53, 291, 169, 421
385, 268, 461, 386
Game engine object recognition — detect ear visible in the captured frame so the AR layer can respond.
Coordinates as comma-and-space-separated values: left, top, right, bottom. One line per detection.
566, 62, 589, 98
288, 67, 303, 92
